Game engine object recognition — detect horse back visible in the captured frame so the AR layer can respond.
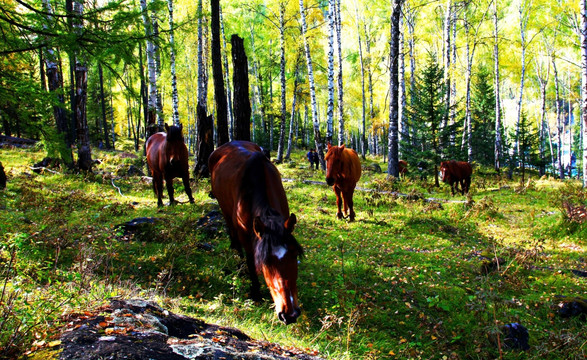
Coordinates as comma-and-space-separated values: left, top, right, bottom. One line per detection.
343, 148, 361, 184
448, 161, 472, 180
146, 133, 167, 171
209, 141, 289, 230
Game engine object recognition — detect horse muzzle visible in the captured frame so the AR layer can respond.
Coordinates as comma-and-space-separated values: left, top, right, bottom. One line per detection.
326, 177, 335, 186
278, 307, 301, 325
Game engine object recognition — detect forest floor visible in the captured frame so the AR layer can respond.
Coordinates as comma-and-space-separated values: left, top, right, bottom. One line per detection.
0, 141, 585, 359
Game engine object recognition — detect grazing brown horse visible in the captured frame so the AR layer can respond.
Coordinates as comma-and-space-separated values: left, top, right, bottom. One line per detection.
208, 140, 303, 325
145, 124, 194, 207
398, 160, 408, 177
325, 143, 362, 221
439, 160, 473, 195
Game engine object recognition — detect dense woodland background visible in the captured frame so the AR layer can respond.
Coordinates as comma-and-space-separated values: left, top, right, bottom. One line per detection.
1, 0, 587, 359
1, 0, 586, 183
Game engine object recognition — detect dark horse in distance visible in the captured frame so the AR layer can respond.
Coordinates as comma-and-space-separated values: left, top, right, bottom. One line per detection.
208, 140, 303, 325
145, 124, 194, 207
439, 160, 473, 195
325, 143, 362, 221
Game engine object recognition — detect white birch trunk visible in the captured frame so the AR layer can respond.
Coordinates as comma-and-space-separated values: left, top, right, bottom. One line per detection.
582, 0, 587, 186
197, 0, 207, 109
140, 0, 159, 132
299, 0, 325, 168
335, 0, 344, 145
442, 0, 451, 134
168, 0, 179, 126
513, 2, 529, 174
276, 2, 287, 162
326, 0, 335, 144
493, 0, 502, 171
399, 13, 406, 151
553, 56, 563, 179
356, 6, 366, 158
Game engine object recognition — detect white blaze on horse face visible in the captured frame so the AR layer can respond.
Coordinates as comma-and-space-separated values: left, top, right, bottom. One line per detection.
272, 246, 287, 260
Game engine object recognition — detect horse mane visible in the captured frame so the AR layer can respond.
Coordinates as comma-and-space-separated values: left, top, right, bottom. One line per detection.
240, 152, 303, 269
166, 125, 184, 142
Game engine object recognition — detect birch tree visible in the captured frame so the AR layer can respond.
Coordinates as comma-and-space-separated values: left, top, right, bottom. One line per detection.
387, 0, 404, 178
355, 6, 366, 158
582, 0, 587, 187
219, 7, 234, 140
140, 0, 159, 136
168, 0, 179, 126
326, 0, 336, 144
335, 0, 344, 145
510, 0, 531, 179
299, 0, 325, 169
276, 1, 288, 163
493, 0, 503, 172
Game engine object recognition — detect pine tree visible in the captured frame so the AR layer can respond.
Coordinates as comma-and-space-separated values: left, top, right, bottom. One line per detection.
470, 67, 496, 167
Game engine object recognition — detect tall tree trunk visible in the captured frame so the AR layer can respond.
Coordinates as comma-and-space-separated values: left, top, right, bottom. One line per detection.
140, 0, 159, 137
219, 6, 234, 140
535, 55, 550, 177
442, 0, 452, 140
356, 6, 366, 158
151, 4, 164, 128
276, 2, 288, 163
407, 7, 417, 148
399, 12, 406, 151
168, 0, 180, 126
299, 0, 325, 168
387, 0, 403, 177
286, 53, 302, 161
510, 1, 529, 179
335, 0, 344, 145
553, 55, 564, 179
231, 35, 252, 141
98, 63, 111, 149
197, 0, 208, 110
326, 0, 335, 145
211, 0, 229, 145
42, 0, 72, 164
72, 0, 92, 170
365, 22, 375, 150
493, 0, 502, 172
582, 0, 587, 186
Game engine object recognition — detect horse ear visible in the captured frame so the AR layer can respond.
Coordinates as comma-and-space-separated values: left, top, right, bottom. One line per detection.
178, 123, 183, 131
340, 144, 345, 150
164, 123, 169, 132
284, 213, 297, 233
327, 143, 332, 150
253, 216, 265, 237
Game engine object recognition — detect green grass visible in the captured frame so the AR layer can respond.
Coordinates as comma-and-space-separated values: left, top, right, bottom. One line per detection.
0, 143, 585, 359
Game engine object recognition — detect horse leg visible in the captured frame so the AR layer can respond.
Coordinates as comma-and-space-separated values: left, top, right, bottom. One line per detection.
464, 177, 471, 194
182, 172, 195, 204
153, 173, 164, 207
334, 186, 344, 219
246, 253, 262, 301
344, 188, 356, 222
165, 174, 176, 205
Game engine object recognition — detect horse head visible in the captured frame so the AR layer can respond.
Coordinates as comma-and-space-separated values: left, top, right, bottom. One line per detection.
325, 143, 345, 186
439, 161, 451, 183
165, 123, 184, 143
253, 212, 302, 325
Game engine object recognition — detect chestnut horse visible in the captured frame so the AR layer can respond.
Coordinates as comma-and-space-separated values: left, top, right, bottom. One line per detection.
398, 160, 408, 177
439, 160, 473, 195
325, 143, 362, 221
208, 140, 303, 325
145, 124, 194, 207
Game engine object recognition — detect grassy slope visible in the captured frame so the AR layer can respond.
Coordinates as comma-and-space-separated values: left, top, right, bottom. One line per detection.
0, 143, 585, 359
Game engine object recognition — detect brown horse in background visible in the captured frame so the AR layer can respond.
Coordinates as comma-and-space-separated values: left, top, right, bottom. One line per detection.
439, 160, 473, 195
325, 143, 362, 221
398, 160, 408, 177
209, 140, 303, 325
145, 124, 194, 207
